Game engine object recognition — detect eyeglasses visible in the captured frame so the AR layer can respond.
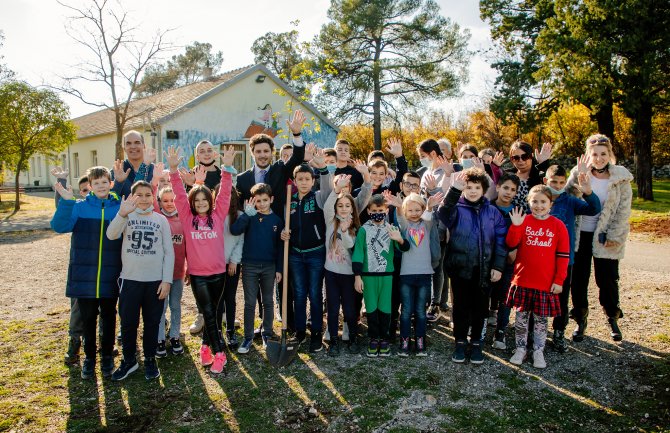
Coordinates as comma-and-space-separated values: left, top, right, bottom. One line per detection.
511, 154, 532, 162
402, 182, 421, 191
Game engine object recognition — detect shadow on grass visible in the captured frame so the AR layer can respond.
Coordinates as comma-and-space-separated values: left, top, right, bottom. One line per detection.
0, 229, 55, 244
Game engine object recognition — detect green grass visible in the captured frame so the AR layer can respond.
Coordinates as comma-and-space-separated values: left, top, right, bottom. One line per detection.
630, 179, 670, 223
1, 315, 669, 433
0, 193, 53, 218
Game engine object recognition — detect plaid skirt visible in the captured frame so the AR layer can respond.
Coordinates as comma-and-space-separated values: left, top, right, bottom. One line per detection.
505, 285, 561, 317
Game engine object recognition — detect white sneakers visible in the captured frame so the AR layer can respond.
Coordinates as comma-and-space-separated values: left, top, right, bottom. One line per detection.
510, 348, 526, 365
532, 350, 547, 369
510, 348, 547, 369
189, 314, 204, 335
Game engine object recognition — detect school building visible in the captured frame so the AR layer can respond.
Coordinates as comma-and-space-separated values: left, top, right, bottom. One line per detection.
5, 64, 339, 188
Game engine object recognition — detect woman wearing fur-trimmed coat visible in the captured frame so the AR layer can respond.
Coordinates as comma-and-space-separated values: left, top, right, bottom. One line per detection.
566, 134, 632, 343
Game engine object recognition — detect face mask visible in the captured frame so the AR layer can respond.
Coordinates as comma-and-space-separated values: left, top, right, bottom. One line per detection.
326, 164, 337, 173
548, 186, 565, 195
368, 212, 386, 222
460, 158, 474, 169
420, 158, 432, 168
336, 214, 351, 221
135, 206, 153, 215
161, 208, 178, 217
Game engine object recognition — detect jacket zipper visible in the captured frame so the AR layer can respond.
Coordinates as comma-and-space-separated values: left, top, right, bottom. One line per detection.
96, 202, 105, 298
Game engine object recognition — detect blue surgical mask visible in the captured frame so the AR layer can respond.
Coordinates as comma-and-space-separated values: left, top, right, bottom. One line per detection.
460, 158, 474, 169
368, 212, 386, 222
420, 157, 432, 168
326, 164, 337, 173
548, 186, 565, 195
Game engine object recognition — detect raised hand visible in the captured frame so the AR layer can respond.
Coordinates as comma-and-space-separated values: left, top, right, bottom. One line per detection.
54, 182, 74, 200
509, 207, 525, 226
152, 162, 165, 187
178, 167, 195, 186
385, 137, 403, 158
118, 194, 139, 217
427, 191, 445, 209
287, 109, 306, 135
424, 173, 438, 191
354, 160, 370, 182
144, 147, 157, 165
157, 282, 171, 300
535, 142, 553, 164
113, 159, 130, 182
387, 224, 403, 242
382, 189, 402, 208
194, 165, 207, 184
221, 145, 237, 167
492, 151, 505, 167
334, 174, 352, 194
304, 142, 316, 162
313, 147, 327, 169
577, 172, 592, 195
577, 154, 591, 175
451, 171, 467, 191
490, 269, 502, 283
244, 198, 258, 216
50, 166, 69, 179
164, 146, 183, 172
472, 157, 485, 171
435, 155, 454, 176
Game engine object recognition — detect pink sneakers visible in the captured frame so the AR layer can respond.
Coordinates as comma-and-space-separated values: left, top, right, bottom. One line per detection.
200, 345, 214, 366
210, 352, 227, 374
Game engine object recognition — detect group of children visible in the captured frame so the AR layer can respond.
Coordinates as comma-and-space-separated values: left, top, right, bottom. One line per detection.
53, 118, 631, 380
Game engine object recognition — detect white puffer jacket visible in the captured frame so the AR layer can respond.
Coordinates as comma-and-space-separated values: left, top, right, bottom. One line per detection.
566, 164, 633, 260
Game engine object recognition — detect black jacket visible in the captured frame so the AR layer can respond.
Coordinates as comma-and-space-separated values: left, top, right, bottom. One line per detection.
237, 143, 305, 218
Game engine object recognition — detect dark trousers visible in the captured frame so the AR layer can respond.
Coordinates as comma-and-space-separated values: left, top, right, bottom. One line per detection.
389, 257, 402, 339
241, 263, 275, 339
493, 264, 515, 332
571, 231, 623, 320
190, 273, 226, 353
324, 270, 357, 339
220, 267, 239, 334
451, 271, 489, 342
119, 279, 164, 361
78, 297, 117, 359
431, 237, 450, 307
552, 265, 573, 331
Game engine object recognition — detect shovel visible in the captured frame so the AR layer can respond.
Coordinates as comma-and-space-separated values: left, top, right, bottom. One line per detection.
266, 180, 300, 367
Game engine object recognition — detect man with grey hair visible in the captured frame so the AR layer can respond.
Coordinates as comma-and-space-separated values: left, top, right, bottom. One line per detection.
111, 130, 155, 199
437, 138, 452, 160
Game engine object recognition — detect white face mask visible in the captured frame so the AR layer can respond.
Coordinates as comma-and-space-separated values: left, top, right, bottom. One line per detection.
420, 157, 432, 168
460, 158, 474, 170
548, 186, 565, 196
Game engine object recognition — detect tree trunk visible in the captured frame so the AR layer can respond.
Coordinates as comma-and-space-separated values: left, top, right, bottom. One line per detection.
115, 112, 124, 160
632, 100, 654, 200
593, 92, 617, 158
13, 158, 23, 213
372, 43, 382, 150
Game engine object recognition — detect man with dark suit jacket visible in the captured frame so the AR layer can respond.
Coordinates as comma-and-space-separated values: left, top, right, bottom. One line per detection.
236, 110, 307, 334
236, 110, 307, 217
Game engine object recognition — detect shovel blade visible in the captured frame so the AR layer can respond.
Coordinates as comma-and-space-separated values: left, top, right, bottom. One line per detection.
266, 334, 300, 367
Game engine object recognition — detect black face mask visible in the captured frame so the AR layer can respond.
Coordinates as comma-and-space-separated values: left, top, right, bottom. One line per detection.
199, 160, 216, 167
368, 212, 386, 222
592, 163, 609, 174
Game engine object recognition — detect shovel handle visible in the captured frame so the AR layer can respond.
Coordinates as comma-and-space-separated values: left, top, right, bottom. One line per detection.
282, 180, 292, 331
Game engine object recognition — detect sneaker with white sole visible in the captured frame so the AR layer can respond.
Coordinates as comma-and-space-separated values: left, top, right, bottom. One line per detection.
111, 358, 139, 381
210, 352, 227, 374
189, 314, 204, 335
532, 350, 547, 369
237, 337, 253, 354
492, 330, 507, 350
510, 348, 526, 365
156, 340, 167, 358
170, 338, 184, 355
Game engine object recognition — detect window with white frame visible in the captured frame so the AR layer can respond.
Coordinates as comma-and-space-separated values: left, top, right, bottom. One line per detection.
91, 150, 98, 166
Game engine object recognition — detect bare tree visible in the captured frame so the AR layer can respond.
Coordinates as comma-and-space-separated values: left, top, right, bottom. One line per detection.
56, 0, 172, 159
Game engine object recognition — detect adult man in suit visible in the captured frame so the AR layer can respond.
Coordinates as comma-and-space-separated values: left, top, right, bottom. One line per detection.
236, 109, 307, 334
236, 110, 306, 216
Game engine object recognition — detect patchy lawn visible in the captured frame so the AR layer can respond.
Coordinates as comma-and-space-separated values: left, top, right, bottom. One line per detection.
0, 232, 669, 432
630, 179, 670, 236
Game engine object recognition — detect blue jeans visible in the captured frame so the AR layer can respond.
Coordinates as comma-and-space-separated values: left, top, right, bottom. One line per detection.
289, 247, 326, 333
158, 278, 184, 340
399, 274, 432, 338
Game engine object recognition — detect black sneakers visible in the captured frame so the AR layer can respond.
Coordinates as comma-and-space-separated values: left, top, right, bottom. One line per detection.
470, 341, 484, 364
225, 332, 239, 350
309, 331, 323, 353
327, 337, 340, 357
156, 340, 167, 358
608, 318, 623, 341
170, 337, 184, 355
347, 336, 361, 354
452, 341, 466, 363
64, 336, 81, 365
111, 358, 139, 381
398, 337, 410, 357
81, 358, 96, 380
144, 357, 160, 380
101, 356, 114, 378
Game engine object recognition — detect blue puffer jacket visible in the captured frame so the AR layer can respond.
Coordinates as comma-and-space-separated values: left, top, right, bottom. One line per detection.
51, 192, 122, 299
437, 187, 507, 288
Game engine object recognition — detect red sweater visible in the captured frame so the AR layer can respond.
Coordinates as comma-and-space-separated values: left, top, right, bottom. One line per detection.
506, 215, 570, 292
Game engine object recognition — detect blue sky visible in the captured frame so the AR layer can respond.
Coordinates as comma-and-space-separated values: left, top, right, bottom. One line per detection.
1, 0, 495, 119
